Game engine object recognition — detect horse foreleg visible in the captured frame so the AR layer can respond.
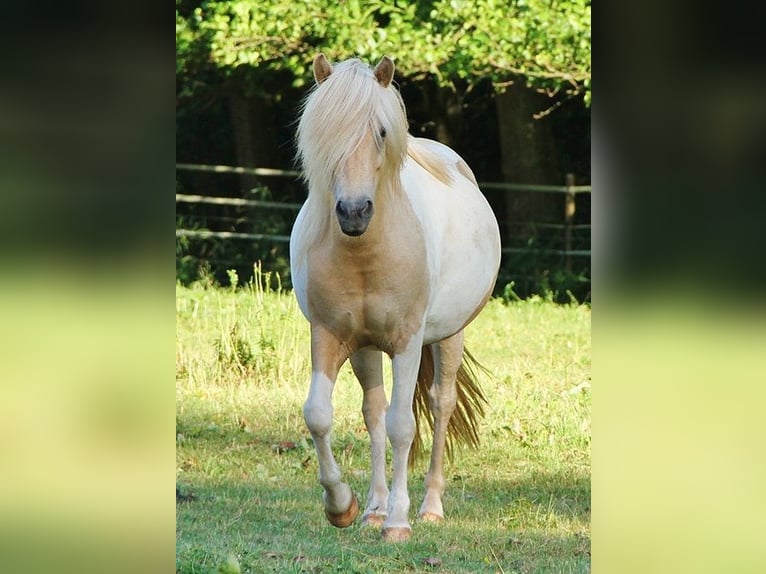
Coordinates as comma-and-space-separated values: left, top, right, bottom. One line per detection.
382, 332, 424, 542
418, 331, 463, 522
304, 326, 358, 528
350, 348, 389, 528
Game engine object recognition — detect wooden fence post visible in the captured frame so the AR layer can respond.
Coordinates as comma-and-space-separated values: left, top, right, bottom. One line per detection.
564, 173, 576, 273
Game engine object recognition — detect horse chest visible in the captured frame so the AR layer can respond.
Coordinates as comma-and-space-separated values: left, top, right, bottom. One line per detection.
305, 247, 428, 354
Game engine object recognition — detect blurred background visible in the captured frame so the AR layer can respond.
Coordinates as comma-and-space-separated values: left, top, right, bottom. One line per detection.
175, 0, 592, 301
4, 1, 765, 572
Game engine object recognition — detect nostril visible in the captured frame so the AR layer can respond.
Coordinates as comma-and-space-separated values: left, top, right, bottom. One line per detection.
360, 200, 373, 217
335, 201, 348, 218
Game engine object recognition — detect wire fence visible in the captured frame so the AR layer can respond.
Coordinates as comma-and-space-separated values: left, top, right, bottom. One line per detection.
176, 163, 591, 298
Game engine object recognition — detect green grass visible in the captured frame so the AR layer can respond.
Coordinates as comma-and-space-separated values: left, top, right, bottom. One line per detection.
176, 275, 590, 574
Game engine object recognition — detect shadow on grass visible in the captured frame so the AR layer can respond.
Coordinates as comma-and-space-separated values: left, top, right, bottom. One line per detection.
177, 411, 590, 573
464, 472, 591, 522
176, 468, 590, 574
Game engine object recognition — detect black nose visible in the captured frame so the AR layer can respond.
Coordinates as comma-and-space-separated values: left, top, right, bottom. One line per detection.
335, 198, 374, 236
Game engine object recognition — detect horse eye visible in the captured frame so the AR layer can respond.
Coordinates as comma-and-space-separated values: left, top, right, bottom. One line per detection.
379, 127, 387, 139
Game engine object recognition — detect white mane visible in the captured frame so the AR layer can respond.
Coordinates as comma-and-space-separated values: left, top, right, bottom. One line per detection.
296, 58, 409, 197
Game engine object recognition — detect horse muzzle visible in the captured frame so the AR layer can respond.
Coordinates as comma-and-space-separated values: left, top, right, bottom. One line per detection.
335, 198, 374, 236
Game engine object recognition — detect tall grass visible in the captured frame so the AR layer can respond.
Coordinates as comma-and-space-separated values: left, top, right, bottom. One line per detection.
176, 268, 590, 573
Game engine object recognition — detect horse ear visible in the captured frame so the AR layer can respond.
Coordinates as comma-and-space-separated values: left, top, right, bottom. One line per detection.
373, 56, 395, 87
313, 53, 333, 84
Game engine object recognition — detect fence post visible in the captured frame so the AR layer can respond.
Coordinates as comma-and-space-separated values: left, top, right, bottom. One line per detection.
564, 173, 576, 273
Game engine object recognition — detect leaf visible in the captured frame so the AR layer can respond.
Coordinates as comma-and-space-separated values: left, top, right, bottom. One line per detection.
214, 554, 241, 574
562, 381, 591, 396
176, 486, 196, 503
237, 415, 254, 433
272, 440, 297, 453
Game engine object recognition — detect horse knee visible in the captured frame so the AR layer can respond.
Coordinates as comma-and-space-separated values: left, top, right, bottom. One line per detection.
304, 400, 332, 436
428, 382, 457, 416
386, 411, 415, 447
362, 400, 387, 427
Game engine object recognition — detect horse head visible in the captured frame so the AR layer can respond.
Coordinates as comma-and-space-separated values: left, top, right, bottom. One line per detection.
298, 54, 407, 237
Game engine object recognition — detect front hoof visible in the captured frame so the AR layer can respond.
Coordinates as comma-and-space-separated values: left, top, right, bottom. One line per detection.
361, 512, 386, 528
381, 526, 412, 542
418, 511, 444, 523
325, 494, 359, 528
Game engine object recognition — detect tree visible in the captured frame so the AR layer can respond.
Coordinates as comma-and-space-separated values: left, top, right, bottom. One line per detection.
177, 0, 590, 103
176, 0, 591, 296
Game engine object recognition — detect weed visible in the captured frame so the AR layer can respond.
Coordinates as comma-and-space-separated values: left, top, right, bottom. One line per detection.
214, 323, 255, 373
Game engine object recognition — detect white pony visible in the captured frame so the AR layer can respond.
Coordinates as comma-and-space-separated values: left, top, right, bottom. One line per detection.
290, 54, 501, 542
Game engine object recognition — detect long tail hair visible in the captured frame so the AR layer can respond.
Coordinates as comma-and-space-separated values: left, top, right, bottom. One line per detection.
409, 346, 489, 467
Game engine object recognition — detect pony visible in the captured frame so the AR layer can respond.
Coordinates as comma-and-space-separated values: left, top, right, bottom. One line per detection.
290, 54, 501, 542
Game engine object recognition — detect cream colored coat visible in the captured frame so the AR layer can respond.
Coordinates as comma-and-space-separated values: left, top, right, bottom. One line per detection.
289, 54, 500, 542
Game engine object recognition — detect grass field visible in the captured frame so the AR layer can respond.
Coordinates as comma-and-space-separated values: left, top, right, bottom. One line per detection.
176, 274, 591, 573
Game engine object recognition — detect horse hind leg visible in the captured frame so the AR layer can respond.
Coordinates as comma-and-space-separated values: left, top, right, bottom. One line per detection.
418, 331, 464, 522
350, 348, 389, 528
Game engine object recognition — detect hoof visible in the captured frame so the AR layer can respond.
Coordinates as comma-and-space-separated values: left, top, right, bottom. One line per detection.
419, 511, 444, 523
361, 513, 386, 528
381, 526, 412, 542
325, 494, 359, 528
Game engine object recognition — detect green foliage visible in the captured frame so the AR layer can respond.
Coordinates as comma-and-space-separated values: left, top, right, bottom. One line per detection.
214, 322, 255, 372
175, 181, 294, 289
177, 0, 590, 101
211, 554, 241, 574
500, 267, 591, 305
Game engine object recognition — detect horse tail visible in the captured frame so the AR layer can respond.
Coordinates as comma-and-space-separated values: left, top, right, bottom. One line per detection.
409, 345, 489, 467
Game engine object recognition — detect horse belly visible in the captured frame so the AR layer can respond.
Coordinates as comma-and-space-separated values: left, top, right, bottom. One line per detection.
402, 165, 501, 344
424, 249, 499, 343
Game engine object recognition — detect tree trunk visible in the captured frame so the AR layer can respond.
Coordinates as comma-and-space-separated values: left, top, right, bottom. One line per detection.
420, 81, 464, 151
228, 93, 278, 195
495, 85, 561, 242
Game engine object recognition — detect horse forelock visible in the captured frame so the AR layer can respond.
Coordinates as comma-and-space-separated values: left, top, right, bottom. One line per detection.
296, 59, 408, 196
